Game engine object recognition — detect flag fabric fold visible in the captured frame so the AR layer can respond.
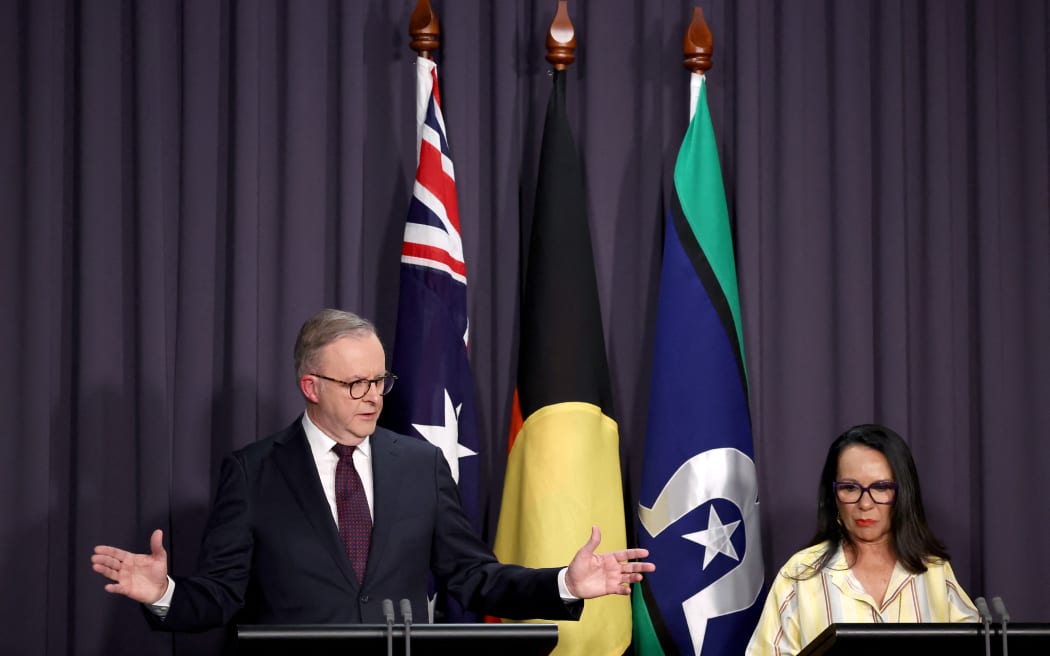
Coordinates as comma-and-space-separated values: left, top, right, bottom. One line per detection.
631, 73, 765, 656
382, 56, 480, 622
493, 69, 631, 656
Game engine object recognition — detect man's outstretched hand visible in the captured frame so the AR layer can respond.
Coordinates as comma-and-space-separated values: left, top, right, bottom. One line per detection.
565, 526, 655, 598
91, 529, 170, 604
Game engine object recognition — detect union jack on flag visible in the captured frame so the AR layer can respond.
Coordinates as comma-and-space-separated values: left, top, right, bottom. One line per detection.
400, 57, 468, 287
381, 56, 481, 621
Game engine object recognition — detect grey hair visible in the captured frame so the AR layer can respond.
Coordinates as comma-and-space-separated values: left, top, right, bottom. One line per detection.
293, 309, 377, 379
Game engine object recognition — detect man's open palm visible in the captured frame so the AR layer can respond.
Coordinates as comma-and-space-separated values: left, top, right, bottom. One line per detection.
91, 529, 170, 604
565, 526, 655, 598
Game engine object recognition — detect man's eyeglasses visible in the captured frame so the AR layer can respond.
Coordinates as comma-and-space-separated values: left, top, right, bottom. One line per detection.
311, 372, 397, 399
833, 480, 898, 505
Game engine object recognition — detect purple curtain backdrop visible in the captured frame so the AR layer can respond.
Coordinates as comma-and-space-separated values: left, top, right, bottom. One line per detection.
1, 0, 1047, 654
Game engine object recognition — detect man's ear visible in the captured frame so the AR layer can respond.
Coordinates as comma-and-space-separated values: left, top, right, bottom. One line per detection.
300, 375, 320, 403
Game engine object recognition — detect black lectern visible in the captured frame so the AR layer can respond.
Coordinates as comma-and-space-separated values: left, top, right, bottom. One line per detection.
798, 622, 1050, 656
237, 623, 558, 656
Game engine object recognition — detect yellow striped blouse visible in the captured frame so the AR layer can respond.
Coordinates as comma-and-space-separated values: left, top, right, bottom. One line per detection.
746, 541, 979, 656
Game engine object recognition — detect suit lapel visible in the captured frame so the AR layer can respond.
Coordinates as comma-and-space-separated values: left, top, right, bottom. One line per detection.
273, 421, 359, 589
366, 427, 406, 579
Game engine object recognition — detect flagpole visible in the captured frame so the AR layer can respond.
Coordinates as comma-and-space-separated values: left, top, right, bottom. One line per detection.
683, 6, 712, 73
397, 0, 484, 624
546, 0, 576, 69
494, 2, 633, 652
683, 6, 713, 121
632, 7, 765, 654
409, 0, 439, 60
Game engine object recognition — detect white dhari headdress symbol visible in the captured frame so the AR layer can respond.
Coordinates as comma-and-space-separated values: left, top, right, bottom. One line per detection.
638, 447, 764, 656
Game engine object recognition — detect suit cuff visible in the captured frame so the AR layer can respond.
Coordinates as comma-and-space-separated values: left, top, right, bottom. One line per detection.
557, 567, 580, 601
145, 576, 175, 617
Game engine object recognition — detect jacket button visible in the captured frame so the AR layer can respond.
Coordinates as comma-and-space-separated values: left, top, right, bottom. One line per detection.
360, 595, 370, 603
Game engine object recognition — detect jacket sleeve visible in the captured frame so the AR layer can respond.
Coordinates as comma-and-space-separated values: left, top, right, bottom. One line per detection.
146, 455, 254, 632
427, 448, 582, 621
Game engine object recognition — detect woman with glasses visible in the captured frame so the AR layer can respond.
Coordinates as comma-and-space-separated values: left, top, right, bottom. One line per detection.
746, 424, 978, 655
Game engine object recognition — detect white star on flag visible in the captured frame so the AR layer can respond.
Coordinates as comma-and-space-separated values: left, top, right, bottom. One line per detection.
412, 388, 477, 482
683, 505, 742, 570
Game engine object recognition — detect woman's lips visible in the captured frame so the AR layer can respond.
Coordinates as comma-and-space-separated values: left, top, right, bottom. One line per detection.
854, 519, 876, 527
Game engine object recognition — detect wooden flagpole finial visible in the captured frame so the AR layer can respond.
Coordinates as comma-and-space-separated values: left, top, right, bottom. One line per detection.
546, 0, 576, 70
683, 6, 713, 74
409, 0, 440, 59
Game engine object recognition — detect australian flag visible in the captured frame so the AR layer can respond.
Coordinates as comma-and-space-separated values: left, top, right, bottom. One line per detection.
381, 56, 480, 622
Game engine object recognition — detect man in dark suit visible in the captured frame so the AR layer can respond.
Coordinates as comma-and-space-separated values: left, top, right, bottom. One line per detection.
91, 309, 653, 632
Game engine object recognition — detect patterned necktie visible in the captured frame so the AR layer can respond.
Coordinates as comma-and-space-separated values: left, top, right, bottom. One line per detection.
332, 444, 372, 583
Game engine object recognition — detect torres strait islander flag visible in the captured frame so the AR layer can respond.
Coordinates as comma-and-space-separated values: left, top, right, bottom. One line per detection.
492, 69, 631, 656
381, 56, 480, 621
631, 73, 765, 655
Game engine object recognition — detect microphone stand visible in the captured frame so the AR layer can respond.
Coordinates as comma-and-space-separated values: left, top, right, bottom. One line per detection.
400, 598, 414, 656
992, 596, 1011, 656
975, 597, 992, 656
383, 599, 395, 656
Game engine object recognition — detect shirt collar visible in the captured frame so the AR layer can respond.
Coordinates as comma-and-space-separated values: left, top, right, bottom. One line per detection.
822, 542, 852, 591
301, 411, 372, 460
825, 541, 913, 603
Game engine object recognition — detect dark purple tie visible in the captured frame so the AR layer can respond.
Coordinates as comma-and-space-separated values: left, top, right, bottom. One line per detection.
333, 444, 371, 583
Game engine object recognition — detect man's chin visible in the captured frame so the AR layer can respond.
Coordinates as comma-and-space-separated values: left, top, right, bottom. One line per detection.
352, 419, 378, 437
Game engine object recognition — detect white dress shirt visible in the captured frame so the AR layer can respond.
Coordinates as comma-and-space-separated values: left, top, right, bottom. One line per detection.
302, 412, 375, 522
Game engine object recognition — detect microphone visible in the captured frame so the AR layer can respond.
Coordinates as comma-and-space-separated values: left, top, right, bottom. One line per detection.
400, 598, 413, 656
975, 596, 992, 656
382, 599, 396, 656
992, 596, 1011, 656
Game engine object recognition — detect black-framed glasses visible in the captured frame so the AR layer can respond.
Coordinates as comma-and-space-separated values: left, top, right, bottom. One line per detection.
310, 372, 397, 399
833, 480, 898, 505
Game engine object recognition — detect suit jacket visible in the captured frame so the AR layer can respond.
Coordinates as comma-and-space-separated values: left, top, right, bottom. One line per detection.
151, 419, 581, 632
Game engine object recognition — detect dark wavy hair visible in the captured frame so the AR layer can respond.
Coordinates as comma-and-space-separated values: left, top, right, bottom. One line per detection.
801, 423, 949, 577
